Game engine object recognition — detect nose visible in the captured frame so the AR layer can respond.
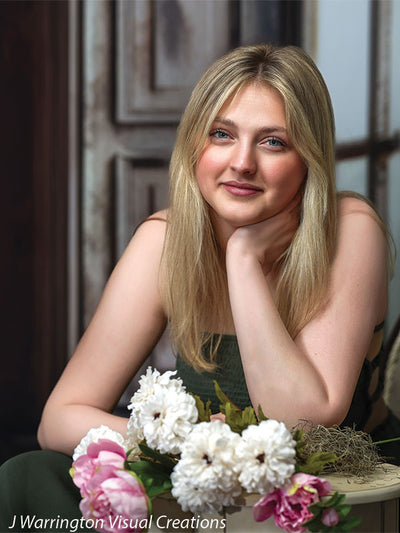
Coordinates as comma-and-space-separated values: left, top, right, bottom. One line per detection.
230, 142, 257, 176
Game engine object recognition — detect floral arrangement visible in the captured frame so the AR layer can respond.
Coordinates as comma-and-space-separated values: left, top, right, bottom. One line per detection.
70, 367, 362, 533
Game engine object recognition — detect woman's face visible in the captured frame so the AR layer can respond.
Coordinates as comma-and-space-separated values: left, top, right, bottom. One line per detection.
196, 82, 307, 238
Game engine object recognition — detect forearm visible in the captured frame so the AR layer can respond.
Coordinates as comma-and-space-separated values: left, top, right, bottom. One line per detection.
226, 247, 331, 427
37, 404, 129, 456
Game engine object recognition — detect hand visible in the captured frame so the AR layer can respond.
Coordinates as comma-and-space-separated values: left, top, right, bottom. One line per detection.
227, 192, 301, 274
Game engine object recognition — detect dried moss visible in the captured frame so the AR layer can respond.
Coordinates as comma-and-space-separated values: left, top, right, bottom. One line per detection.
297, 423, 382, 477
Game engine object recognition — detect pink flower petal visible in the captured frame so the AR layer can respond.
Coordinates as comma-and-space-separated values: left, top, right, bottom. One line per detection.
79, 465, 150, 533
87, 439, 126, 460
253, 490, 281, 522
262, 474, 332, 533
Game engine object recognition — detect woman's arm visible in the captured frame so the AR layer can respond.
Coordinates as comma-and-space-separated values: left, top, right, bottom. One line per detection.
37, 216, 168, 455
226, 197, 388, 428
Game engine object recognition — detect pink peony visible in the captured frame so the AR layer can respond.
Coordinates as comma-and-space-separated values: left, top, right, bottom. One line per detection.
253, 473, 332, 533
79, 465, 150, 533
321, 507, 339, 527
72, 439, 127, 497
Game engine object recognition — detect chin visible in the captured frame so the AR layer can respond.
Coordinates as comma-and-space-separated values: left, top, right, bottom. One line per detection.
225, 212, 268, 228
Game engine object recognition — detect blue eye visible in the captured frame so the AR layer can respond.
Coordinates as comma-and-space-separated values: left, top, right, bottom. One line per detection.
266, 137, 285, 148
210, 129, 230, 140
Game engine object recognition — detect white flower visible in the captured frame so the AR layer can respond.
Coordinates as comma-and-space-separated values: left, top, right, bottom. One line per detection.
137, 384, 198, 454
235, 419, 296, 494
127, 367, 182, 413
72, 425, 126, 461
171, 421, 242, 513
126, 366, 198, 455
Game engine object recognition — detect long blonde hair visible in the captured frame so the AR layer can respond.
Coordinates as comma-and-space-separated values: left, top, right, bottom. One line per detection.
161, 44, 338, 371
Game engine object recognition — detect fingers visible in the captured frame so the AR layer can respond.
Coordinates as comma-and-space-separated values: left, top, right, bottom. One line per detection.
210, 413, 226, 423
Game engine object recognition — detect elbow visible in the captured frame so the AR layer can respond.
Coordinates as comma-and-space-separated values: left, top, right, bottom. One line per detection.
283, 392, 349, 429
307, 400, 350, 429
36, 422, 45, 449
36, 402, 55, 450
37, 414, 49, 450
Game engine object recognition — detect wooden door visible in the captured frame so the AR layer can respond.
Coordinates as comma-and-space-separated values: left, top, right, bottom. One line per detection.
78, 0, 302, 405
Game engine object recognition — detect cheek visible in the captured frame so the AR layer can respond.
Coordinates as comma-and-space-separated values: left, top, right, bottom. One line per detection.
196, 147, 227, 180
195, 157, 208, 184
195, 155, 214, 199
264, 161, 304, 189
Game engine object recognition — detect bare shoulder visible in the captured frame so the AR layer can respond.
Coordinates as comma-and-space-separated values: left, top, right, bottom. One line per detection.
337, 193, 387, 244
333, 195, 388, 319
130, 210, 168, 246
111, 210, 168, 280
338, 194, 379, 220
147, 209, 168, 222
337, 195, 386, 240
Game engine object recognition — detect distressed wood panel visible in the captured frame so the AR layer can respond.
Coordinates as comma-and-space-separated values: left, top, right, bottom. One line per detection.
113, 153, 173, 408
115, 0, 230, 123
114, 154, 170, 258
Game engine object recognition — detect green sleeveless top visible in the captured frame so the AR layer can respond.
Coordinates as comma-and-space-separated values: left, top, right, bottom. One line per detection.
175, 327, 387, 430
175, 328, 400, 464
176, 335, 251, 413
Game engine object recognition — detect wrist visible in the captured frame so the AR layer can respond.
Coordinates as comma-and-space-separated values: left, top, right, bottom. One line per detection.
226, 232, 273, 274
226, 240, 263, 274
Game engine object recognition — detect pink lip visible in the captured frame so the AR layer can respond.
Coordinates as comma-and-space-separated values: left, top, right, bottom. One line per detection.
221, 181, 263, 197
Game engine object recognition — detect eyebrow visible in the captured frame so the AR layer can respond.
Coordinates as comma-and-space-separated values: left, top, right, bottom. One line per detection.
213, 117, 288, 136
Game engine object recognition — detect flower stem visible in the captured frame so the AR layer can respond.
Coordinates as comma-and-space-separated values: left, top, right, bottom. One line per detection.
373, 436, 400, 445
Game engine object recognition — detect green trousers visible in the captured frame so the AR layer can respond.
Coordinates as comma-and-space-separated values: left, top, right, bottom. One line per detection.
0, 451, 91, 533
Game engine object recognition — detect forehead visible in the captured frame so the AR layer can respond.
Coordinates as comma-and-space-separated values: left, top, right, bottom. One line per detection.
216, 82, 286, 125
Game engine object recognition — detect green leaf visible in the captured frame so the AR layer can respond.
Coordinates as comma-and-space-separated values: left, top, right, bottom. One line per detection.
257, 405, 268, 421
128, 460, 172, 499
224, 402, 244, 433
213, 381, 241, 414
293, 429, 306, 459
293, 428, 305, 444
304, 511, 322, 523
337, 504, 352, 519
241, 405, 258, 427
304, 519, 323, 532
191, 394, 211, 422
308, 502, 325, 512
224, 403, 258, 434
339, 516, 362, 531
126, 446, 139, 459
213, 381, 259, 433
138, 443, 177, 472
324, 492, 346, 508
296, 452, 337, 475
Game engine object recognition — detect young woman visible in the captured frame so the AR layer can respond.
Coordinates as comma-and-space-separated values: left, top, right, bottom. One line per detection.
0, 43, 398, 529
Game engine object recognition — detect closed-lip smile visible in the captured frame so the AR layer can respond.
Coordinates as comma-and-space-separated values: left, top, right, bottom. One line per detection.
221, 180, 263, 197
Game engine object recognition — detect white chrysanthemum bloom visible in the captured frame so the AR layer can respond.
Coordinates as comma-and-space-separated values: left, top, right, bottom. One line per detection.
72, 425, 126, 461
127, 367, 182, 413
137, 384, 198, 455
235, 419, 296, 494
171, 421, 242, 513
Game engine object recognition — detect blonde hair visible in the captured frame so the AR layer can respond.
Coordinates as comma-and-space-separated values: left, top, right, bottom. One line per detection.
161, 44, 338, 371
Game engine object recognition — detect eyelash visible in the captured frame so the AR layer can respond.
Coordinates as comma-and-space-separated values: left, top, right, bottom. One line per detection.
209, 128, 230, 139
209, 129, 286, 149
265, 137, 286, 148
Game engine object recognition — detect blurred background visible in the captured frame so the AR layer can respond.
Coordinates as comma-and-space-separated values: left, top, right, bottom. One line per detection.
1, 0, 399, 464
